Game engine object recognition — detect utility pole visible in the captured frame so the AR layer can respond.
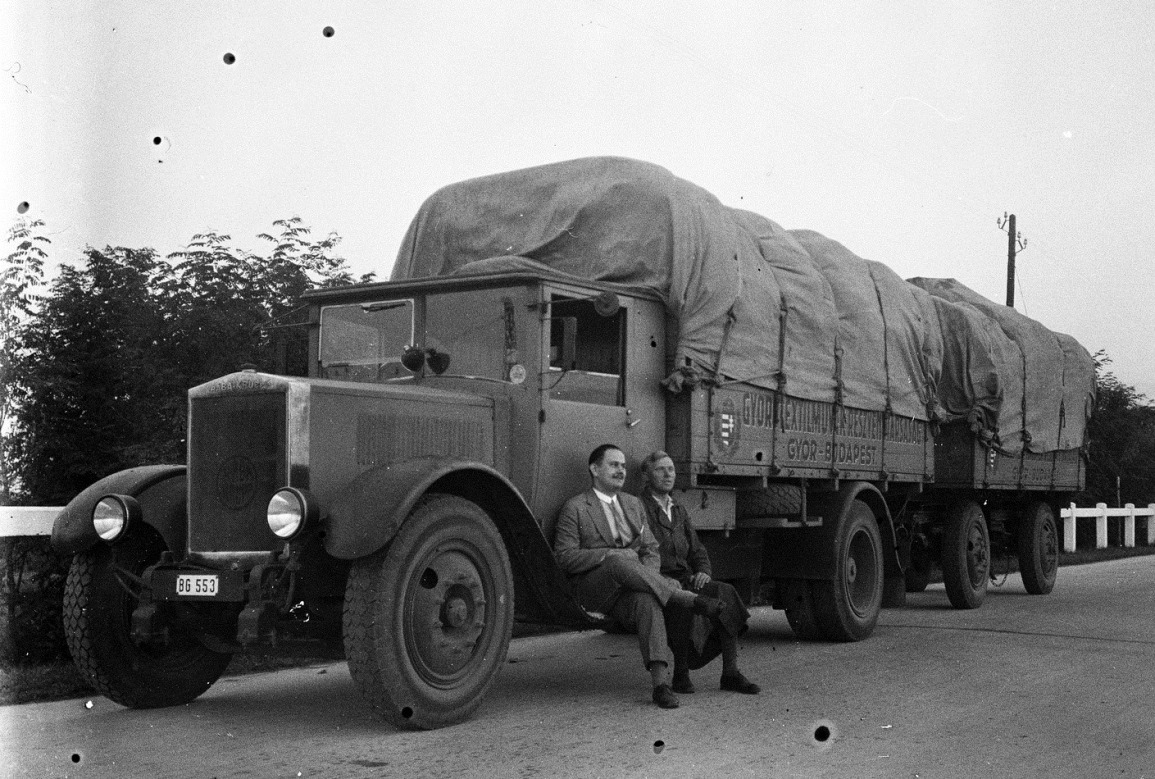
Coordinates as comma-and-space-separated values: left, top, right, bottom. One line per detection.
998, 213, 1028, 308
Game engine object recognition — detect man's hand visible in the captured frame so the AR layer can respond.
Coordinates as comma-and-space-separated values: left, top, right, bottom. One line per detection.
689, 572, 712, 590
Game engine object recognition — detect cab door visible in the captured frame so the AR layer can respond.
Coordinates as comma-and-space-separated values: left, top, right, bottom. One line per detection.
533, 285, 666, 540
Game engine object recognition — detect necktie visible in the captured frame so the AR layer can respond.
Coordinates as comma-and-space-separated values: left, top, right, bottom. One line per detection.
611, 499, 633, 546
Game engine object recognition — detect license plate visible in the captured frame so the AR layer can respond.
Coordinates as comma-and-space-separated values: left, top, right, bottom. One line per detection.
176, 574, 219, 597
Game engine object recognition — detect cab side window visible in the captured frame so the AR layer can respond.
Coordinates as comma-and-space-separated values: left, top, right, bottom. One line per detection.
548, 295, 624, 406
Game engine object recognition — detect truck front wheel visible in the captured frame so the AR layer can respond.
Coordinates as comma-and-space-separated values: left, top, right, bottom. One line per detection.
63, 528, 232, 708
941, 501, 990, 609
812, 500, 883, 641
343, 494, 514, 730
1017, 501, 1058, 595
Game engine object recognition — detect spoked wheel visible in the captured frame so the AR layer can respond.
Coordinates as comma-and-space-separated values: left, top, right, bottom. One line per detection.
63, 528, 232, 708
941, 501, 990, 609
812, 500, 884, 641
344, 495, 514, 730
1017, 501, 1059, 595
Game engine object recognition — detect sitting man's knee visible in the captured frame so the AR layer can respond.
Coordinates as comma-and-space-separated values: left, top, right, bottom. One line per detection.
602, 553, 643, 579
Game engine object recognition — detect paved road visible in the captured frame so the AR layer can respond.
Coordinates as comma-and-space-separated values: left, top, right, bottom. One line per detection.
5, 557, 1155, 779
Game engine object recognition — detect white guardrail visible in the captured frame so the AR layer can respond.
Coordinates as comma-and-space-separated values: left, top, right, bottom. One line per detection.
1, 504, 1153, 553
1061, 503, 1155, 552
0, 506, 61, 537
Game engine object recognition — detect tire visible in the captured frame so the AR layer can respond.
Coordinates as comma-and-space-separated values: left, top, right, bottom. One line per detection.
343, 495, 514, 730
737, 484, 804, 519
812, 500, 884, 641
63, 529, 232, 708
780, 579, 821, 640
1017, 502, 1058, 595
941, 501, 990, 609
904, 537, 932, 593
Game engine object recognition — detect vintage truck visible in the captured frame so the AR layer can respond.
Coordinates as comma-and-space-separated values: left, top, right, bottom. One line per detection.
51, 158, 1095, 729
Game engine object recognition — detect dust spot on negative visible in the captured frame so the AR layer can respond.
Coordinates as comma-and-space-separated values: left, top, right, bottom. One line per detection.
223, 52, 236, 65
652, 740, 665, 754
809, 718, 838, 751
323, 26, 335, 37
153, 136, 162, 145
16, 201, 29, 214
401, 706, 414, 719
70, 752, 84, 765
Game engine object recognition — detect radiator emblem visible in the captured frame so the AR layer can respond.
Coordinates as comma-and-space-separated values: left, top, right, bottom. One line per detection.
217, 455, 257, 509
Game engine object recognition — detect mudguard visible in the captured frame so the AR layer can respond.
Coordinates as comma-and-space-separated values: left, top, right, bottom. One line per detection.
51, 465, 188, 557
324, 458, 527, 560
324, 457, 593, 626
764, 482, 903, 581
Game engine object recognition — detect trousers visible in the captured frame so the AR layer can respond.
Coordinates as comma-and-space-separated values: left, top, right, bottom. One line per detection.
577, 554, 680, 668
663, 579, 749, 672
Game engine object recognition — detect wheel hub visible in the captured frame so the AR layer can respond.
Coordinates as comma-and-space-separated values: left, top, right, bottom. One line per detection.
845, 528, 879, 617
967, 524, 989, 586
443, 595, 470, 629
407, 548, 489, 685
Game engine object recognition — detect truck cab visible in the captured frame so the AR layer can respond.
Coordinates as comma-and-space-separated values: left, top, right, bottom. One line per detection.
51, 271, 670, 729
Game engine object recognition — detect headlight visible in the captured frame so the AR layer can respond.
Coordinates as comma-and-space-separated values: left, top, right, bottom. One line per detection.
92, 495, 140, 543
267, 488, 318, 540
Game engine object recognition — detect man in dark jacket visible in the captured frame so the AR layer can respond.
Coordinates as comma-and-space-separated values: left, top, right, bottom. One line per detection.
554, 444, 724, 709
638, 450, 760, 695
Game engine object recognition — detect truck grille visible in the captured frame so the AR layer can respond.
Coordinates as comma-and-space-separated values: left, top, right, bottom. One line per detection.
188, 393, 287, 553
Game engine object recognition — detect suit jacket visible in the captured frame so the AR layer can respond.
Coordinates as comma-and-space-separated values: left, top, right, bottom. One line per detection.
554, 489, 662, 608
638, 487, 712, 583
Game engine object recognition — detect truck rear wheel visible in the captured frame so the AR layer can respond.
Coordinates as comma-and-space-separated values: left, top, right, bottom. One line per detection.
812, 500, 883, 641
343, 494, 514, 730
941, 501, 990, 609
1017, 501, 1058, 595
63, 528, 232, 708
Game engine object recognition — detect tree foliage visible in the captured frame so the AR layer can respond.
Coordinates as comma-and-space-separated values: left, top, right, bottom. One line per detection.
0, 219, 48, 503
1078, 351, 1155, 507
3, 216, 371, 504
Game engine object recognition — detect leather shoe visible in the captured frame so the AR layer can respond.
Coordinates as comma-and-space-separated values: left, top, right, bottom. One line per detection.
671, 672, 695, 694
720, 672, 760, 694
691, 595, 724, 618
652, 683, 680, 708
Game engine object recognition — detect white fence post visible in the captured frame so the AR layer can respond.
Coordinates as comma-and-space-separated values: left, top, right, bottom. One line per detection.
1096, 503, 1109, 549
1125, 504, 1136, 548
1065, 502, 1077, 553
1149, 505, 1155, 546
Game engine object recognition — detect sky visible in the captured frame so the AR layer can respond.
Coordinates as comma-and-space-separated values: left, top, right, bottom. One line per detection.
4, 1, 1155, 395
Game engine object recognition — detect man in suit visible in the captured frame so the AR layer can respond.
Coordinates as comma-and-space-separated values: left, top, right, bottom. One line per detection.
554, 443, 723, 709
638, 450, 760, 696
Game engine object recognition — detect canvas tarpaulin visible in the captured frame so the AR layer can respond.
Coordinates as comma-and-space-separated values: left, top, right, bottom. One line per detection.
908, 278, 1094, 454
393, 156, 1092, 451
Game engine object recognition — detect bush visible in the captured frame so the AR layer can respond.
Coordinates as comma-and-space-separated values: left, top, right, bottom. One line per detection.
0, 537, 71, 666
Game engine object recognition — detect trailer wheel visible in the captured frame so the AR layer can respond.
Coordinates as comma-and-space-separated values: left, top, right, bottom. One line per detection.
343, 494, 514, 730
812, 500, 883, 641
63, 528, 232, 708
1017, 502, 1058, 595
941, 501, 990, 609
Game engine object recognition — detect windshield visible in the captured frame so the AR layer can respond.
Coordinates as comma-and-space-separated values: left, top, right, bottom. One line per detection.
424, 288, 513, 381
319, 300, 415, 381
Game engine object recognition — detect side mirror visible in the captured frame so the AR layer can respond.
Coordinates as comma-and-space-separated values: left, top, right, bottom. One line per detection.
593, 291, 620, 318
